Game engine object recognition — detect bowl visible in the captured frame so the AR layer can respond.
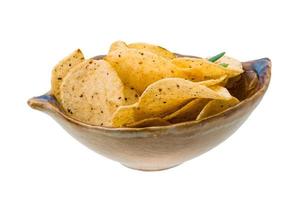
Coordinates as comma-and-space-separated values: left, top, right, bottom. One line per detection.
28, 56, 271, 171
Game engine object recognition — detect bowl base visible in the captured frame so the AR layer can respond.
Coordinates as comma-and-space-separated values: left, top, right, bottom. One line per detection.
121, 163, 181, 171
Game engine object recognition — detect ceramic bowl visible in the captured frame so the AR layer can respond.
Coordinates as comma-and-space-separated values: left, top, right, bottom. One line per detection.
28, 56, 271, 171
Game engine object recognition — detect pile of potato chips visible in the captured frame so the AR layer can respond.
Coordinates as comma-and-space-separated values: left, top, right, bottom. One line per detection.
51, 41, 244, 128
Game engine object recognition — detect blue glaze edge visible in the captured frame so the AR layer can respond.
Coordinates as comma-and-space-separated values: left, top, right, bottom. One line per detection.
252, 58, 270, 77
34, 93, 57, 104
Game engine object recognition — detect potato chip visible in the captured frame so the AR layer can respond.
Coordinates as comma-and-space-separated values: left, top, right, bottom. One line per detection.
126, 117, 171, 128
196, 97, 240, 121
128, 42, 176, 59
60, 59, 125, 126
123, 86, 139, 105
108, 41, 128, 53
197, 75, 227, 87
172, 57, 243, 81
106, 41, 243, 94
162, 77, 229, 123
105, 47, 180, 94
164, 99, 210, 123
133, 78, 230, 114
163, 81, 233, 123
51, 49, 85, 102
112, 78, 231, 127
209, 85, 233, 99
214, 55, 243, 72
111, 103, 139, 127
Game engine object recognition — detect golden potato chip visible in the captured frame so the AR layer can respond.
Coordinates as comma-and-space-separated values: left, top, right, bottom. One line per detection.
106, 42, 243, 94
164, 99, 210, 123
111, 103, 137, 127
126, 117, 171, 128
198, 75, 227, 87
128, 42, 176, 59
105, 47, 180, 94
209, 85, 233, 99
172, 57, 243, 81
196, 97, 240, 121
214, 55, 243, 72
108, 41, 128, 53
163, 81, 233, 123
60, 59, 125, 126
51, 49, 85, 102
123, 86, 139, 105
112, 78, 230, 127
133, 78, 230, 114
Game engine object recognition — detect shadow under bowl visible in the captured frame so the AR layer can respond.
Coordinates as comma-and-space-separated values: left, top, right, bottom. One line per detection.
28, 56, 271, 171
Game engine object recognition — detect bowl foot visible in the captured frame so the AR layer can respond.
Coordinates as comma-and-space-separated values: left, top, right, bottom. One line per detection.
121, 163, 181, 171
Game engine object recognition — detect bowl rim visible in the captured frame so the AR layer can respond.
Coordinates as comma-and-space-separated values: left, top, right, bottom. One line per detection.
28, 57, 271, 134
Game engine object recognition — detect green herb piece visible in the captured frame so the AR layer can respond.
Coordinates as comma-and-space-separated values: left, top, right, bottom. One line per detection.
208, 52, 226, 62
220, 63, 229, 67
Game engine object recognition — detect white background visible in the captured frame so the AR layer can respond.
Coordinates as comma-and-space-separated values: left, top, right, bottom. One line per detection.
0, 0, 299, 199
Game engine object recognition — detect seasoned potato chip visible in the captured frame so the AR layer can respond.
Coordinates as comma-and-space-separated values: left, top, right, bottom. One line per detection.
106, 41, 243, 94
105, 47, 180, 93
196, 97, 240, 121
197, 75, 227, 87
164, 99, 210, 123
60, 59, 125, 126
128, 42, 176, 59
126, 117, 171, 128
172, 57, 243, 81
112, 78, 231, 127
123, 86, 139, 105
163, 77, 230, 123
209, 85, 233, 99
132, 78, 229, 114
163, 81, 234, 123
51, 49, 85, 102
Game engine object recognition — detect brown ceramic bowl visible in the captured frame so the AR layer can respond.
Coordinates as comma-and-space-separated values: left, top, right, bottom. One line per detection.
28, 56, 271, 171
